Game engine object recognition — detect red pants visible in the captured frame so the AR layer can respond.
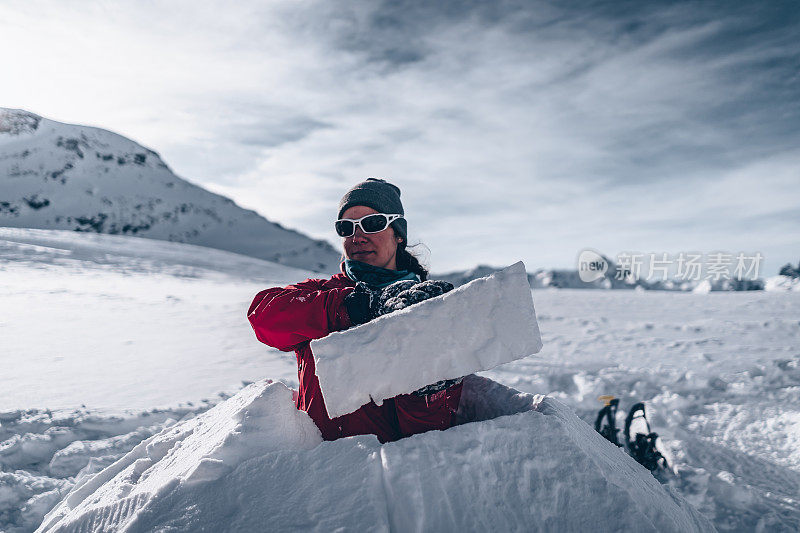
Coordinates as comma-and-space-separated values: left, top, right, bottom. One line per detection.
332, 383, 463, 443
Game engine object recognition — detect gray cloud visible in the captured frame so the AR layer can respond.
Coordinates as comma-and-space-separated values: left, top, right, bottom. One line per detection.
2, 0, 797, 274
230, 115, 331, 148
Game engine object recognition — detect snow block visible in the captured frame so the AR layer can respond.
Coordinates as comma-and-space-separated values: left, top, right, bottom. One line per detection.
312, 261, 543, 418
37, 376, 713, 532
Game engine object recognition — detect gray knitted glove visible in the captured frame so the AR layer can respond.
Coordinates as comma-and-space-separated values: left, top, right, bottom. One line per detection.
378, 280, 454, 315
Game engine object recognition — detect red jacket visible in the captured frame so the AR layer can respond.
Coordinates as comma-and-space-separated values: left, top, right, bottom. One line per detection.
247, 272, 462, 443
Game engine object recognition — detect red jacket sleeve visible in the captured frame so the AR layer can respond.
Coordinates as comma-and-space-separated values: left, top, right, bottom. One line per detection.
247, 278, 353, 352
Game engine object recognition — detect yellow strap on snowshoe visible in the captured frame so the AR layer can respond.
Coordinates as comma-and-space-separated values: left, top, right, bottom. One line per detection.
598, 395, 616, 406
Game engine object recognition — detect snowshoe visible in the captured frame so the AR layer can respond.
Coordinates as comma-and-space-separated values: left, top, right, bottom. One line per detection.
594, 395, 622, 447
624, 402, 669, 472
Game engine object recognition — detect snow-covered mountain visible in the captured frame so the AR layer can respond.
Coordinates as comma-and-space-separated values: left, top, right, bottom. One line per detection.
437, 262, 775, 291
0, 108, 340, 272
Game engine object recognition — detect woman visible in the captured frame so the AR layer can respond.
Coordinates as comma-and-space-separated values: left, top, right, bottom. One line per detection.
247, 178, 462, 443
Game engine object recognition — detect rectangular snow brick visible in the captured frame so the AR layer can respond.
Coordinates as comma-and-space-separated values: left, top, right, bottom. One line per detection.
311, 261, 543, 418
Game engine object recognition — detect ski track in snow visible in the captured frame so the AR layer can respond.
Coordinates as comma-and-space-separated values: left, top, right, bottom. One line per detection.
1, 229, 799, 531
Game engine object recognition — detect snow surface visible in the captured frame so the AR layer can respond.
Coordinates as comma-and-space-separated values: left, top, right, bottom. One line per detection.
2, 229, 799, 531
312, 261, 542, 418
0, 108, 340, 272
0, 227, 305, 411
37, 377, 713, 532
0, 407, 196, 532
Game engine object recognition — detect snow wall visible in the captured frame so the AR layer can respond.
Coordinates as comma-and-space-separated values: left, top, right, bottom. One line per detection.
38, 377, 713, 532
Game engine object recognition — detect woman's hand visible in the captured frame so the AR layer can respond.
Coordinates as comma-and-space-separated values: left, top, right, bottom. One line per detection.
343, 282, 380, 326
378, 280, 454, 314
344, 279, 455, 325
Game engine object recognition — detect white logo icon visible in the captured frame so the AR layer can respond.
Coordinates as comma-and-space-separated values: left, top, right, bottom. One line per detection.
577, 249, 608, 282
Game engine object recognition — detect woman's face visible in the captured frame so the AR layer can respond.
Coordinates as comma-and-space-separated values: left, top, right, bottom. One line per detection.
341, 205, 402, 270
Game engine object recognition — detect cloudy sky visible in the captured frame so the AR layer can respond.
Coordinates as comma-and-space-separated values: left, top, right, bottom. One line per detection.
1, 0, 798, 274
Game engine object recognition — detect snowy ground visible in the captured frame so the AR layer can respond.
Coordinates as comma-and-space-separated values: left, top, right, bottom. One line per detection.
1, 228, 799, 531
0, 228, 306, 412
484, 289, 800, 531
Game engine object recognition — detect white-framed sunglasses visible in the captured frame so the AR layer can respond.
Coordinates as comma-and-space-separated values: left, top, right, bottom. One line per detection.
335, 213, 403, 237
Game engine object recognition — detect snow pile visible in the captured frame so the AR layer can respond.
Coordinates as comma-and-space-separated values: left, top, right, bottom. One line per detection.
765, 275, 800, 292
0, 108, 339, 272
312, 262, 543, 418
37, 377, 713, 532
38, 382, 321, 532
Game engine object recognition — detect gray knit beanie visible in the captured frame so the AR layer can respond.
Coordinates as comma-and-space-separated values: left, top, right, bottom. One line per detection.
337, 178, 407, 241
